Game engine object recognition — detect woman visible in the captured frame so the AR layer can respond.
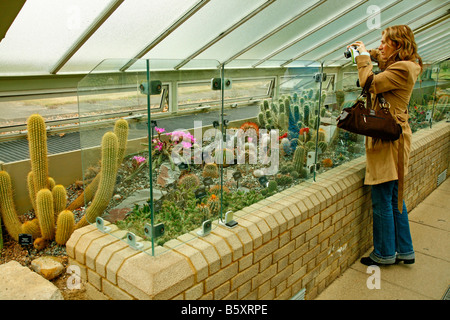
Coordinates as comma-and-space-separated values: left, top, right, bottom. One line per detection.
349, 25, 422, 266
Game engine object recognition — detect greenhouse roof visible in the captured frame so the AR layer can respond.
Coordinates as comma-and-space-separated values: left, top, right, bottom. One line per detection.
0, 0, 448, 76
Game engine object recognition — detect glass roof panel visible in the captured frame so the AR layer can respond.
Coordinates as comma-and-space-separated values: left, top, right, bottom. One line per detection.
142, 0, 267, 60
195, 0, 322, 62
0, 0, 113, 76
59, 0, 198, 74
236, 0, 365, 61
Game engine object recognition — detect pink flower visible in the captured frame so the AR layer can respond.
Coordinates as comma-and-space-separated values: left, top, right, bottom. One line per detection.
133, 156, 146, 164
155, 127, 165, 134
181, 141, 192, 148
154, 142, 163, 151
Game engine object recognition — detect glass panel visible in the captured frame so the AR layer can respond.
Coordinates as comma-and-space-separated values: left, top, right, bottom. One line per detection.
77, 58, 224, 256
142, 0, 267, 60
60, 0, 198, 74
77, 58, 153, 252
0, 0, 113, 75
221, 59, 324, 223
317, 60, 365, 180
433, 60, 450, 124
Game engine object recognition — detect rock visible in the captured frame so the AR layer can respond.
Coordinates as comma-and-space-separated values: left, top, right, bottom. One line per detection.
30, 256, 65, 280
156, 161, 180, 187
0, 261, 64, 300
252, 169, 265, 178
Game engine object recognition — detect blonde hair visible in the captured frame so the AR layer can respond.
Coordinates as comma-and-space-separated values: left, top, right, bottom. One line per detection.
382, 25, 423, 71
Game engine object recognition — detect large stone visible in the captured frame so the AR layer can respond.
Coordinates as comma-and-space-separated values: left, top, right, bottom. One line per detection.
30, 256, 65, 280
0, 261, 64, 300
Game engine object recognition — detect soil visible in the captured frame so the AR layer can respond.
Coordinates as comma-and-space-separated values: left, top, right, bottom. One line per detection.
0, 233, 89, 300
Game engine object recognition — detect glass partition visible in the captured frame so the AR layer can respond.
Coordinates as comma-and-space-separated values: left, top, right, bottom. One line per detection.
77, 59, 224, 256
76, 57, 447, 257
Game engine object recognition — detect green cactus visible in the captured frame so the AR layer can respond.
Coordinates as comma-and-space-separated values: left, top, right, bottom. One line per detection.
258, 112, 266, 128
178, 173, 201, 190
27, 171, 36, 211
75, 131, 119, 229
55, 210, 75, 245
36, 188, 55, 240
27, 114, 49, 193
293, 146, 306, 173
303, 104, 310, 126
267, 180, 278, 193
22, 218, 41, 240
318, 141, 328, 153
207, 194, 220, 215
52, 184, 67, 216
202, 163, 219, 179
196, 203, 211, 221
67, 118, 128, 211
0, 171, 22, 241
114, 118, 129, 168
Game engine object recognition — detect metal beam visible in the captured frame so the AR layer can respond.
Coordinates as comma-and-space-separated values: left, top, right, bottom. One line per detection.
221, 0, 327, 66
252, 0, 368, 68
174, 0, 277, 70
120, 0, 211, 72
50, 0, 125, 74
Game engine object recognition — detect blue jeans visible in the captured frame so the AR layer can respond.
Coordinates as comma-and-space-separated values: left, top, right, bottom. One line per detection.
370, 180, 415, 264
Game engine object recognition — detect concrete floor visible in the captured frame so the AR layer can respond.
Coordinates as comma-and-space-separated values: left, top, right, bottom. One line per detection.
315, 178, 450, 300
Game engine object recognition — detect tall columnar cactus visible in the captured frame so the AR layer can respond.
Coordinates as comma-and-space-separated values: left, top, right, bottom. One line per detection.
36, 188, 55, 240
0, 171, 22, 241
55, 210, 75, 245
67, 118, 128, 211
114, 119, 129, 168
75, 131, 119, 229
293, 146, 306, 173
27, 171, 36, 211
303, 104, 310, 127
52, 184, 67, 216
27, 114, 49, 193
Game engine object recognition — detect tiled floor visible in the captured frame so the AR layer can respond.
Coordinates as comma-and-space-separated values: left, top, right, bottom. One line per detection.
315, 178, 450, 300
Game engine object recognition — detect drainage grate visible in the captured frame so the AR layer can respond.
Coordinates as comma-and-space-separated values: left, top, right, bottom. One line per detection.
291, 288, 306, 300
442, 286, 450, 300
437, 169, 447, 187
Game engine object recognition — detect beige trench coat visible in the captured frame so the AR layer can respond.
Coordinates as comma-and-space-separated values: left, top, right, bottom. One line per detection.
355, 54, 421, 186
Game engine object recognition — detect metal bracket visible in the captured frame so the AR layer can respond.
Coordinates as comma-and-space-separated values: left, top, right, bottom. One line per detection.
96, 217, 111, 233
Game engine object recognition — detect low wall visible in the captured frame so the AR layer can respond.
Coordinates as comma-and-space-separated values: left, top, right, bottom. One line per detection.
66, 121, 450, 300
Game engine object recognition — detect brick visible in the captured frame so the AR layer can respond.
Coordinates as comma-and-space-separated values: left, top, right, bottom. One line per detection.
117, 250, 195, 300
205, 262, 238, 292
178, 235, 221, 275
273, 240, 295, 263
184, 282, 204, 300
212, 226, 246, 259
102, 278, 135, 300
230, 263, 259, 290
164, 239, 209, 282
253, 238, 279, 263
197, 233, 232, 268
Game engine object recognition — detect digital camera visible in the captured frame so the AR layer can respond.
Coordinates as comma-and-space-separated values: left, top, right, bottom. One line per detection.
344, 45, 360, 64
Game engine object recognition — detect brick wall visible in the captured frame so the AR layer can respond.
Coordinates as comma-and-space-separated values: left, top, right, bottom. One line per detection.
66, 121, 449, 300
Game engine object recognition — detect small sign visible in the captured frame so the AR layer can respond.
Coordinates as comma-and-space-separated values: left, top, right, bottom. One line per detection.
195, 186, 207, 200
203, 177, 214, 187
18, 234, 33, 246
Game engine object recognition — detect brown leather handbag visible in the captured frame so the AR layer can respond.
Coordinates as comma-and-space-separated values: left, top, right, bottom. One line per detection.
336, 74, 402, 141
336, 74, 405, 212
